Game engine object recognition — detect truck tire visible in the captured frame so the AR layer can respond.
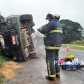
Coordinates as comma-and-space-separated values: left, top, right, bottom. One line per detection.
29, 51, 36, 57
20, 14, 33, 22
16, 48, 29, 62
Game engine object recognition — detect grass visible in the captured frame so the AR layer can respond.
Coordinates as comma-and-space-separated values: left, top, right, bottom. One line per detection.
62, 44, 84, 50
0, 50, 6, 84
0, 74, 3, 84
0, 55, 6, 68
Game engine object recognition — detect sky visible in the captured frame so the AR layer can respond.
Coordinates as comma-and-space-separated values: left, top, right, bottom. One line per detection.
0, 0, 84, 30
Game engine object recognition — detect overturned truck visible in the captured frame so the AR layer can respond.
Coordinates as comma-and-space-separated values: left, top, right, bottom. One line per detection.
0, 14, 36, 61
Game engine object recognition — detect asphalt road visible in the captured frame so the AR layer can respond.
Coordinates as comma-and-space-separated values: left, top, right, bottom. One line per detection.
60, 48, 84, 63
3, 48, 84, 84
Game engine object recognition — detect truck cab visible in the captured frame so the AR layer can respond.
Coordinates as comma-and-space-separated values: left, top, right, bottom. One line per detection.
0, 14, 36, 61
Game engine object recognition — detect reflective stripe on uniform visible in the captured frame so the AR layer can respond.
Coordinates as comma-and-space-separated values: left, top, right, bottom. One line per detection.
45, 46, 60, 50
50, 29, 62, 33
56, 72, 60, 75
48, 74, 56, 78
47, 60, 51, 75
47, 60, 56, 78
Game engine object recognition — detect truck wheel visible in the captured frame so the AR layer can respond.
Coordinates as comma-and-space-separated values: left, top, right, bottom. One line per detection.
29, 51, 36, 58
20, 14, 33, 22
16, 48, 29, 62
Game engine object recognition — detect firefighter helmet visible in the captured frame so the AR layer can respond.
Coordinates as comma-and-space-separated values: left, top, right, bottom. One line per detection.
46, 12, 60, 20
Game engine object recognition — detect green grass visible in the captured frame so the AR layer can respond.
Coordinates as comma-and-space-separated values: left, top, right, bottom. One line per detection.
0, 50, 6, 84
62, 44, 84, 50
0, 55, 6, 68
0, 55, 6, 84
0, 74, 3, 84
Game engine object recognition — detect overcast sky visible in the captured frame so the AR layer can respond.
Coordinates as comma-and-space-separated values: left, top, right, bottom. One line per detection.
0, 0, 84, 30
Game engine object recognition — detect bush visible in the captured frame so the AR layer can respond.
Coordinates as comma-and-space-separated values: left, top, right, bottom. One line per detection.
71, 40, 84, 46
0, 56, 6, 68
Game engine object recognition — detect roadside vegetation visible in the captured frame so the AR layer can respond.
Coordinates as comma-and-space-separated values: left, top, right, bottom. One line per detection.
60, 19, 84, 44
60, 19, 84, 50
0, 51, 23, 83
0, 54, 6, 84
62, 40, 84, 50
71, 40, 84, 46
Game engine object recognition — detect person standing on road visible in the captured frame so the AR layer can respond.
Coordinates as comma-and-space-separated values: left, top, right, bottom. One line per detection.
37, 12, 63, 80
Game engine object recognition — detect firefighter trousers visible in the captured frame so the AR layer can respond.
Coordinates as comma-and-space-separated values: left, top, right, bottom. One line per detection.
46, 49, 60, 78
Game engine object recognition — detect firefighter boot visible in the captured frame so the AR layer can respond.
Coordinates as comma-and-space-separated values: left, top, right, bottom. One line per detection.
46, 76, 55, 80
56, 72, 60, 78
56, 74, 60, 78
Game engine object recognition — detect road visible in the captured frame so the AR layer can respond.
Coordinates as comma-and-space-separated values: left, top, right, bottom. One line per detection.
3, 48, 84, 84
60, 48, 84, 63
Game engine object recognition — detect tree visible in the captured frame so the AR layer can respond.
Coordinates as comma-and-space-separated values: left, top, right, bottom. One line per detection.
60, 19, 83, 44
0, 15, 4, 20
0, 15, 4, 32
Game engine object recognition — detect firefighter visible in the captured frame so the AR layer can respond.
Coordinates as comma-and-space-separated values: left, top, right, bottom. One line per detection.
37, 12, 63, 80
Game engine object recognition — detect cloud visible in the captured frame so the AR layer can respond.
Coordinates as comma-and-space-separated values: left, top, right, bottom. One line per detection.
0, 0, 84, 29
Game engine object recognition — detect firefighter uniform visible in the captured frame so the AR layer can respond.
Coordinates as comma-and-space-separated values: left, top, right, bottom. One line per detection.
37, 12, 62, 79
